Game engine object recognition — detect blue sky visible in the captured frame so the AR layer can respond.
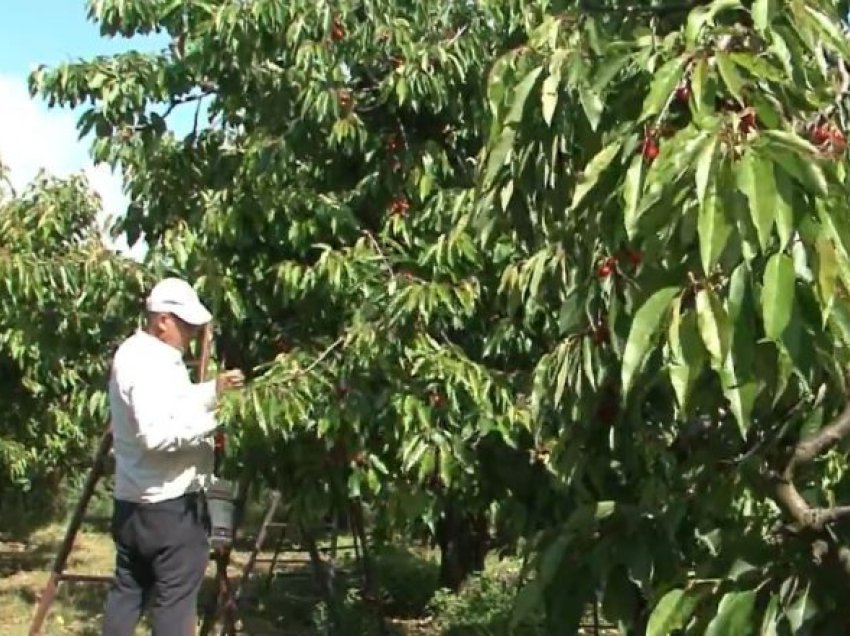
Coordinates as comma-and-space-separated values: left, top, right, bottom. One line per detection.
0, 1, 185, 257
0, 1, 166, 75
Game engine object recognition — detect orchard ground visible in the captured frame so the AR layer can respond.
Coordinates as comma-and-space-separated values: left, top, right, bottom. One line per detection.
0, 488, 617, 635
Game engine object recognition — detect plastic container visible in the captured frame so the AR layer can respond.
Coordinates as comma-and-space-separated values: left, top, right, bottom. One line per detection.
205, 479, 236, 549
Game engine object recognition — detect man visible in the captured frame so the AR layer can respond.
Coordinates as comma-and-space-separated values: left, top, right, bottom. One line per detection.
102, 277, 245, 635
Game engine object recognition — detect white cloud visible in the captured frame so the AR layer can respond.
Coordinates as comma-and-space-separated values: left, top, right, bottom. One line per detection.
0, 73, 146, 260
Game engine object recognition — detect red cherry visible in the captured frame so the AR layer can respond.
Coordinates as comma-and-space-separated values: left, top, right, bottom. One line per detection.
740, 111, 757, 134
331, 17, 345, 41
389, 197, 409, 216
832, 128, 846, 150
429, 392, 444, 408
214, 432, 226, 450
592, 322, 610, 345
338, 90, 352, 110
597, 401, 618, 423
812, 125, 830, 145
675, 84, 690, 104
641, 138, 659, 162
597, 257, 616, 277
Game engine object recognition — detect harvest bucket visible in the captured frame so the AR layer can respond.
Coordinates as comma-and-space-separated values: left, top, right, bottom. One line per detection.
205, 479, 236, 549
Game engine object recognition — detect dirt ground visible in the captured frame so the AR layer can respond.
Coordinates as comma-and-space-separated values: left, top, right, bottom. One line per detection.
0, 519, 357, 635
0, 517, 617, 635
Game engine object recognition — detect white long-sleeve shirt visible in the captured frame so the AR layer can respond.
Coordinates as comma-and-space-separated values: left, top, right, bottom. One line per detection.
108, 330, 218, 503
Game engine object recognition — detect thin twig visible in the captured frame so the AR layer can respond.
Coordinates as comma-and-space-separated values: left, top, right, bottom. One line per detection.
250, 335, 346, 391
362, 230, 395, 277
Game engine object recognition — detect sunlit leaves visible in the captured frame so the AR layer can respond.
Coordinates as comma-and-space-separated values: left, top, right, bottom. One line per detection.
621, 287, 680, 397
696, 287, 731, 367
705, 591, 757, 636
761, 253, 795, 340
640, 57, 685, 122
0, 166, 145, 494
25, 0, 850, 629
737, 151, 777, 252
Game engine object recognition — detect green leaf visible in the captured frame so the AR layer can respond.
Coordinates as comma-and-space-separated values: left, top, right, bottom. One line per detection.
720, 354, 758, 437
716, 53, 746, 104
737, 151, 777, 251
483, 128, 516, 186
761, 594, 780, 636
668, 311, 706, 411
785, 583, 817, 632
804, 5, 850, 62
579, 83, 604, 130
705, 590, 757, 636
774, 168, 794, 249
541, 73, 559, 126
623, 155, 644, 239
752, 0, 773, 32
694, 135, 718, 206
698, 168, 731, 274
638, 127, 713, 223
696, 287, 731, 367
506, 66, 543, 125
640, 57, 684, 122
686, 0, 741, 44
763, 145, 828, 196
647, 588, 702, 636
690, 57, 716, 117
571, 140, 622, 209
729, 52, 783, 82
621, 287, 680, 396
554, 342, 571, 405
761, 253, 795, 340
815, 236, 838, 323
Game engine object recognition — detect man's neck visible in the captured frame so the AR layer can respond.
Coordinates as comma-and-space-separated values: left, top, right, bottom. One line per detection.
143, 328, 184, 353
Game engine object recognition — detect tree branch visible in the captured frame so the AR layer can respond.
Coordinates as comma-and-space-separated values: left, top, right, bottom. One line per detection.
771, 401, 850, 576
788, 402, 850, 469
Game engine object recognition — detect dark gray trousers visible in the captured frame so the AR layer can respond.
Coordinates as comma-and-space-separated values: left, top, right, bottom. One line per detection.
102, 494, 209, 635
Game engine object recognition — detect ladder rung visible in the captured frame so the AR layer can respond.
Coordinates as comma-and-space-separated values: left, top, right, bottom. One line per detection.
60, 573, 113, 584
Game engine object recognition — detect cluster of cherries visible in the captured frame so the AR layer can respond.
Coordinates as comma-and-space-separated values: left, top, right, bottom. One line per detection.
639, 79, 760, 163
388, 197, 410, 217
597, 250, 642, 278
810, 120, 847, 153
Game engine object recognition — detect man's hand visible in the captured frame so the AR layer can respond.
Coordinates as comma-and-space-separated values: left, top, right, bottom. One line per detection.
216, 369, 245, 394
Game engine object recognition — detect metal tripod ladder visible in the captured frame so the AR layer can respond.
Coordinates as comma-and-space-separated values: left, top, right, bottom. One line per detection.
28, 326, 213, 635
203, 491, 384, 636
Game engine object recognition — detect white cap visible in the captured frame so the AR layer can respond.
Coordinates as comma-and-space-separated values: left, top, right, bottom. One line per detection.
145, 277, 212, 326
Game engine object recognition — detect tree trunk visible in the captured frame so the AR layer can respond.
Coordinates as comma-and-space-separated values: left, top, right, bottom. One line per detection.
436, 498, 489, 591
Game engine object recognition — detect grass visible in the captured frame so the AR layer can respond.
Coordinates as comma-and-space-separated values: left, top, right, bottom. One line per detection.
0, 512, 370, 635
0, 491, 619, 635
1, 523, 118, 635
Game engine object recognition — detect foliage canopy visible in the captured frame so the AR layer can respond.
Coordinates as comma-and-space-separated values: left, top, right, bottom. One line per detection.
17, 0, 850, 631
